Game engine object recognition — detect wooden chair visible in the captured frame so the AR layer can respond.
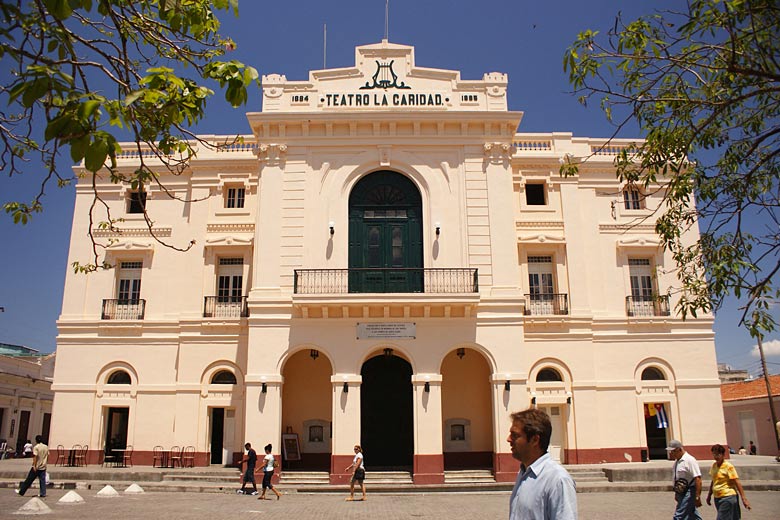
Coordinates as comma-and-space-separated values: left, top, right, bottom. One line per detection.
75, 444, 88, 466
54, 445, 67, 466
182, 445, 195, 468
123, 445, 133, 467
101, 446, 117, 467
152, 445, 164, 468
70, 444, 82, 467
169, 445, 182, 468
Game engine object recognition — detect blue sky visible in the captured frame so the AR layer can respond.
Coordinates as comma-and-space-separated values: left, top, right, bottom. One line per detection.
0, 0, 777, 375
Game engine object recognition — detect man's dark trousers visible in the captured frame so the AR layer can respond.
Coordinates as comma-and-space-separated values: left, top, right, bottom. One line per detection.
18, 468, 45, 496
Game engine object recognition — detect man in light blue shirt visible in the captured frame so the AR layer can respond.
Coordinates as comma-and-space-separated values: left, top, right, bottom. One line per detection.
508, 408, 577, 520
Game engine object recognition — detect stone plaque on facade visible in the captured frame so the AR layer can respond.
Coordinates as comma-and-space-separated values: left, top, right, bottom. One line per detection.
357, 322, 416, 340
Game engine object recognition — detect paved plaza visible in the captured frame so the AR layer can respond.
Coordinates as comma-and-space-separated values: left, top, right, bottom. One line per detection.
1, 489, 778, 519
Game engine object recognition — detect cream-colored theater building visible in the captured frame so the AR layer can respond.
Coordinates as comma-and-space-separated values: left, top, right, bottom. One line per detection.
51, 41, 726, 483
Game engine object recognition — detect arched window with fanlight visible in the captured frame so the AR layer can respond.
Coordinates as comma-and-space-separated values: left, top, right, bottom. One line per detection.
107, 370, 131, 385
641, 367, 666, 381
536, 368, 563, 382
211, 370, 237, 385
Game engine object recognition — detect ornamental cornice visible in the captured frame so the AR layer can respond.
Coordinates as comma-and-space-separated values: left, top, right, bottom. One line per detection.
204, 236, 253, 247
517, 234, 566, 244
92, 227, 172, 238
515, 221, 565, 229
616, 237, 662, 249
206, 223, 255, 234
599, 223, 656, 234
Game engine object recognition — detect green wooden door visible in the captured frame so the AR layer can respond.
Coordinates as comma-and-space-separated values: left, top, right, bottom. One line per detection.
349, 171, 423, 293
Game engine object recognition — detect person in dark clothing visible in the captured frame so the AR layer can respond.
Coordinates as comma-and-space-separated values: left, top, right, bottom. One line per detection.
238, 443, 258, 495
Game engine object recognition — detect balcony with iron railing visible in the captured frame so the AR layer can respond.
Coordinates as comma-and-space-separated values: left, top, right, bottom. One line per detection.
626, 295, 671, 317
523, 293, 569, 316
203, 296, 249, 318
101, 299, 146, 320
292, 268, 480, 319
294, 268, 479, 294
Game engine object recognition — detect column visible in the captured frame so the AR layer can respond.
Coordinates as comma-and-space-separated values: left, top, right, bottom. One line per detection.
412, 374, 444, 484
330, 373, 361, 484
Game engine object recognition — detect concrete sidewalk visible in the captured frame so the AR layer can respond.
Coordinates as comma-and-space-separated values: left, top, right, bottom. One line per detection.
1, 454, 778, 494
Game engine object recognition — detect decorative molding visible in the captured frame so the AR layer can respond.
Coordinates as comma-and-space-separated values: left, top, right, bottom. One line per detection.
256, 143, 287, 165
516, 221, 564, 229
105, 240, 154, 251
93, 227, 172, 238
204, 236, 253, 247
206, 223, 255, 234
616, 237, 662, 248
517, 234, 566, 244
378, 145, 391, 166
599, 223, 656, 234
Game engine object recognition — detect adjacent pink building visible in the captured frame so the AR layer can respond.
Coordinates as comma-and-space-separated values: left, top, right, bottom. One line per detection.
721, 374, 780, 456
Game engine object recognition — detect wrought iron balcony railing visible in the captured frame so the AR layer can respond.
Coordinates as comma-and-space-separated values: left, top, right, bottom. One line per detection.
523, 293, 569, 316
203, 296, 249, 318
626, 295, 671, 317
101, 299, 146, 320
293, 268, 479, 294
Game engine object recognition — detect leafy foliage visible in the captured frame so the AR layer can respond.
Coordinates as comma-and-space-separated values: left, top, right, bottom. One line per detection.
0, 0, 258, 268
563, 0, 779, 337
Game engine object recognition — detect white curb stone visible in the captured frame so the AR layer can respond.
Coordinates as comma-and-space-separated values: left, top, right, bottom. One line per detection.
58, 490, 85, 504
14, 497, 52, 514
124, 483, 145, 494
96, 485, 120, 497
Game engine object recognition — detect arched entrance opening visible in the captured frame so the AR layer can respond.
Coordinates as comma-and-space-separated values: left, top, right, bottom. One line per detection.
441, 347, 494, 470
360, 351, 414, 469
348, 171, 423, 293
281, 349, 333, 470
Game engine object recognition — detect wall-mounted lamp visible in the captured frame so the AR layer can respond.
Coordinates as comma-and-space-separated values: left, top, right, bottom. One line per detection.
310, 349, 319, 360
261, 383, 267, 393
424, 382, 430, 393
504, 380, 511, 391
383, 348, 394, 357
531, 396, 536, 405
343, 382, 349, 393
329, 221, 335, 236
566, 391, 572, 404
456, 348, 465, 360
435, 222, 441, 237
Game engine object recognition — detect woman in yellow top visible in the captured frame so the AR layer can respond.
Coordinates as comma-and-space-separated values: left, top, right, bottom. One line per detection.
706, 444, 751, 519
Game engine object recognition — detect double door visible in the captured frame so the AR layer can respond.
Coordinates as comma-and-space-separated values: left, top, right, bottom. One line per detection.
350, 219, 422, 293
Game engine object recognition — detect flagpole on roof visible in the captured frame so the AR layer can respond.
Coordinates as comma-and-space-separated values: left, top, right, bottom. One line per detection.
385, 0, 389, 41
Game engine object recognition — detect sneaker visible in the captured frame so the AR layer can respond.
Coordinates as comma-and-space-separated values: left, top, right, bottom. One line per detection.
14, 489, 19, 495
236, 489, 244, 495
250, 491, 258, 496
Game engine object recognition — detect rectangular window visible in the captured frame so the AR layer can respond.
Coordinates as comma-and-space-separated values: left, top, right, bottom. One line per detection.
623, 188, 643, 210
127, 191, 147, 214
117, 261, 142, 303
217, 258, 244, 303
525, 183, 546, 205
225, 187, 245, 209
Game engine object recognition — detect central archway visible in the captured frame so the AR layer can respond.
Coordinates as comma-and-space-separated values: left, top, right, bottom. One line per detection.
360, 353, 414, 469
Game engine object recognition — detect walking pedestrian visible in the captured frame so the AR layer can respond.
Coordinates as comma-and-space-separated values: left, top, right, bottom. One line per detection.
344, 444, 366, 501
507, 408, 577, 520
667, 439, 702, 520
238, 442, 258, 495
16, 435, 48, 497
259, 444, 282, 500
706, 444, 750, 519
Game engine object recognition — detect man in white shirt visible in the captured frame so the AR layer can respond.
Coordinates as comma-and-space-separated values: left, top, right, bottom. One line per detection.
508, 408, 577, 520
666, 439, 702, 520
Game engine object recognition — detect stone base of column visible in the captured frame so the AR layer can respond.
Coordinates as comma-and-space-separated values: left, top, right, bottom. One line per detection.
494, 452, 520, 483
329, 454, 356, 485
412, 454, 444, 484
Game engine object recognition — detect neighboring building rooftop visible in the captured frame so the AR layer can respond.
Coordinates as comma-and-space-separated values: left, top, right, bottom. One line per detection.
721, 374, 780, 402
0, 342, 42, 357
718, 363, 750, 383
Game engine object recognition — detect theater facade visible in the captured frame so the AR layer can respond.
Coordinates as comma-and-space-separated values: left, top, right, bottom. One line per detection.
51, 41, 726, 483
